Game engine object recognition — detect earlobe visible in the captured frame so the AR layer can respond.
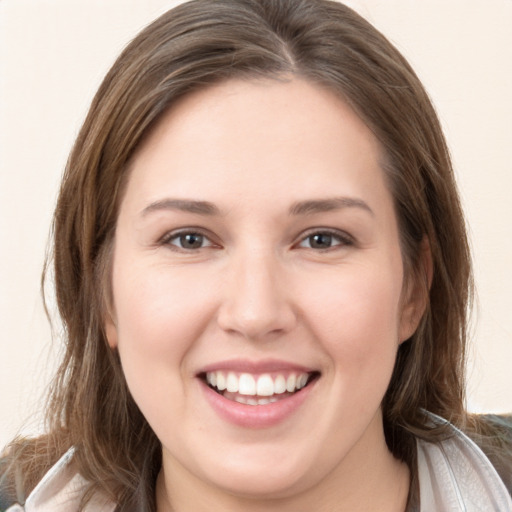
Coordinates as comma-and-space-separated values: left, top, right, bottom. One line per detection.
399, 237, 433, 342
104, 314, 118, 349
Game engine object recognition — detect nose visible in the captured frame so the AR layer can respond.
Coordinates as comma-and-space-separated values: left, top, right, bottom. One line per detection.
216, 250, 297, 340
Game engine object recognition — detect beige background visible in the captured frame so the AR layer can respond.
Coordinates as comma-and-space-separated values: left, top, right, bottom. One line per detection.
1, 0, 511, 448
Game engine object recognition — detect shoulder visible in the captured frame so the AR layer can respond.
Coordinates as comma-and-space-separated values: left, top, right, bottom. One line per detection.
0, 448, 116, 512
0, 452, 21, 511
0, 436, 61, 510
415, 410, 512, 510
479, 413, 512, 439
474, 414, 512, 495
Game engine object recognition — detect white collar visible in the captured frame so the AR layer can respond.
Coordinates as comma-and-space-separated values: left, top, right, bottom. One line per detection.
18, 448, 115, 512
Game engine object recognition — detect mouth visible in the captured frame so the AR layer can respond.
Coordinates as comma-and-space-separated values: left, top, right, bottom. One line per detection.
199, 370, 320, 406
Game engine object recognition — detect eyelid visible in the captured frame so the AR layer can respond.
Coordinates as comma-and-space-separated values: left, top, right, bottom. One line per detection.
156, 226, 354, 251
159, 227, 219, 250
295, 227, 355, 249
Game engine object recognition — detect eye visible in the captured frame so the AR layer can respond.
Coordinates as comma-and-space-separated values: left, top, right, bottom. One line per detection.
298, 230, 353, 250
163, 231, 214, 251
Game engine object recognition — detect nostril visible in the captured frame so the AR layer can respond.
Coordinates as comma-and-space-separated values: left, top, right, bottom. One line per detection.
216, 303, 297, 340
215, 264, 297, 339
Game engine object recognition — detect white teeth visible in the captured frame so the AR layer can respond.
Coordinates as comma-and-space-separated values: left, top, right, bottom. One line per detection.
286, 374, 296, 392
274, 374, 287, 394
206, 372, 217, 387
226, 372, 238, 392
238, 373, 256, 395
216, 372, 226, 391
256, 374, 275, 396
297, 373, 308, 389
205, 370, 313, 397
234, 396, 280, 406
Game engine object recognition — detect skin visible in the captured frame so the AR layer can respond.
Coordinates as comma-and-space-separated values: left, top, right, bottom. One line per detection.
105, 78, 425, 511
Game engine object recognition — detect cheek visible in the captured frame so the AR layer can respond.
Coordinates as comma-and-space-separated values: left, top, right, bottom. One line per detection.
299, 263, 403, 376
285, 263, 404, 464
109, 263, 218, 410
113, 263, 213, 348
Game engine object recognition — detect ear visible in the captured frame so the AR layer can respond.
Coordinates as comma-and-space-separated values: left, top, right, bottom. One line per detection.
104, 312, 118, 349
399, 237, 433, 343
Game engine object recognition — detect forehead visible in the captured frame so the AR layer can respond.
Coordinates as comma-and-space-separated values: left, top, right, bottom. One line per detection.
122, 78, 392, 220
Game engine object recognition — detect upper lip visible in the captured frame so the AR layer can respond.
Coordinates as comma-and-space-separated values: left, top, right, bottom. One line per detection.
197, 358, 317, 376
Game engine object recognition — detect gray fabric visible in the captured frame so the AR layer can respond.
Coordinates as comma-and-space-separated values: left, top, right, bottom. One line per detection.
417, 412, 512, 511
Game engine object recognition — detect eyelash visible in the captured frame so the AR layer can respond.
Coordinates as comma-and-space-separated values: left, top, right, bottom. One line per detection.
159, 228, 354, 252
160, 229, 215, 251
296, 228, 354, 251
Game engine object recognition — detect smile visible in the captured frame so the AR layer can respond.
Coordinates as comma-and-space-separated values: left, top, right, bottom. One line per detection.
203, 371, 319, 406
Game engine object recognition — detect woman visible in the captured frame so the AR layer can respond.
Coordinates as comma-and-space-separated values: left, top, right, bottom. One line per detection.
1, 0, 511, 510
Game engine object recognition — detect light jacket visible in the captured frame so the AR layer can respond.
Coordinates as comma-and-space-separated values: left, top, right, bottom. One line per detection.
3, 413, 512, 512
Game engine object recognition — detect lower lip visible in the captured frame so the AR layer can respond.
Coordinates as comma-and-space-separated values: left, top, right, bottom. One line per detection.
200, 379, 316, 429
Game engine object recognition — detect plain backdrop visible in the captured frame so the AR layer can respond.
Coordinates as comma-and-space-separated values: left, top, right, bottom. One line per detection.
1, 0, 511, 448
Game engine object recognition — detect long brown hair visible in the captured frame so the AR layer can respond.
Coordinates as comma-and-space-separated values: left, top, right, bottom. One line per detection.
2, 0, 499, 508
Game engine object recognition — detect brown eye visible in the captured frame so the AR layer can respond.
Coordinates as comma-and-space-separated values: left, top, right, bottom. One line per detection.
179, 233, 204, 249
166, 232, 212, 250
298, 230, 353, 250
308, 233, 334, 249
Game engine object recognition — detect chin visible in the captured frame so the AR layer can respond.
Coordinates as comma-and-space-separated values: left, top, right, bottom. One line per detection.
212, 470, 310, 500
195, 447, 323, 499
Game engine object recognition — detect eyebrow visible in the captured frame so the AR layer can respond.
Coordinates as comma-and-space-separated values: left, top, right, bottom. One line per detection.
289, 197, 374, 216
141, 196, 373, 217
141, 199, 220, 217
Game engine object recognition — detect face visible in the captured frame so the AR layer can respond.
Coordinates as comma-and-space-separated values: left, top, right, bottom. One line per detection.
106, 78, 422, 503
